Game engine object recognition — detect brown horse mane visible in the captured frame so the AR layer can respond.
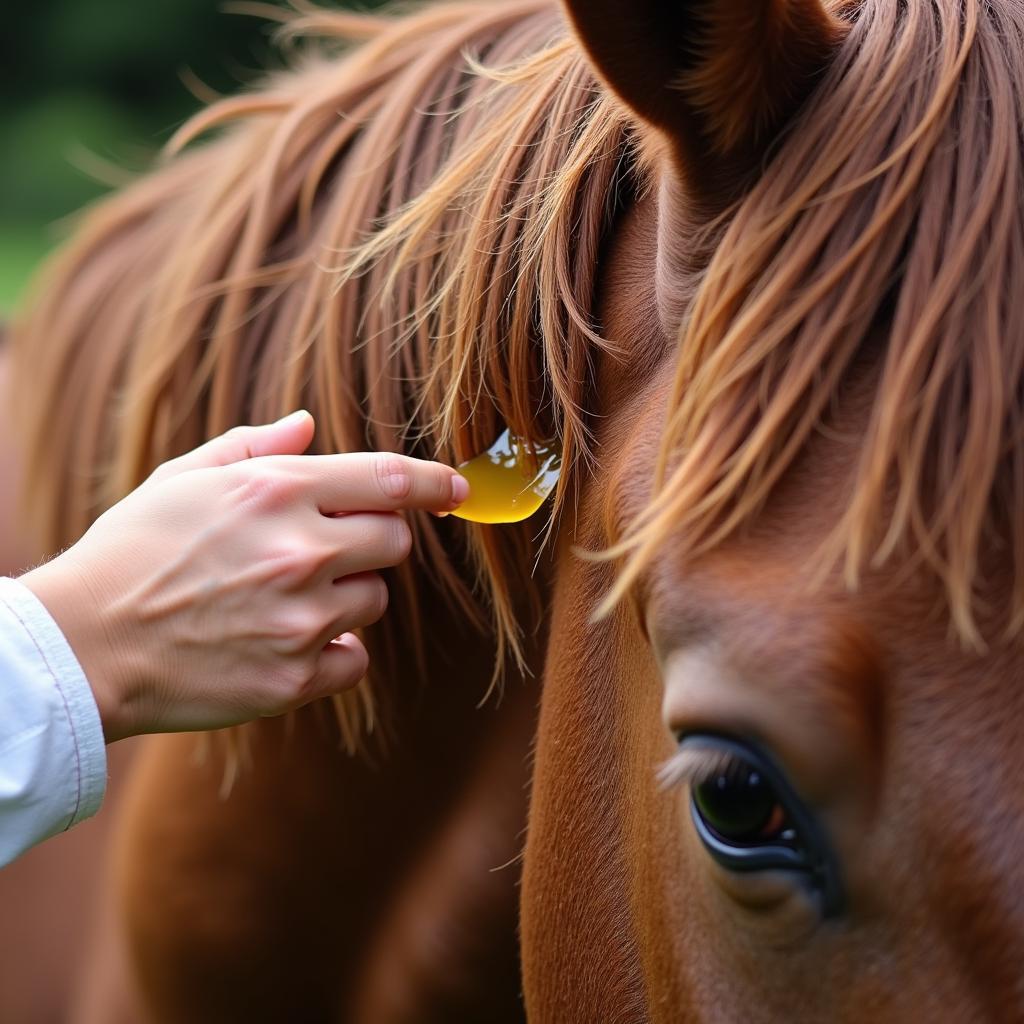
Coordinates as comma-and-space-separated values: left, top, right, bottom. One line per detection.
12, 0, 635, 744
608, 0, 1024, 651
14, 0, 1024, 758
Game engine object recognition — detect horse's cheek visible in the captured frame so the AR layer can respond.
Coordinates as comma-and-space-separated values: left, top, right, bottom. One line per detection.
521, 562, 639, 1019
523, 536, 706, 1021
617, 638, 708, 1022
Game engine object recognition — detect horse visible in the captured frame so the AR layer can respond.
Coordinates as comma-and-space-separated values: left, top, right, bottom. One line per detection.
520, 1, 1024, 1021
7, 0, 1024, 1021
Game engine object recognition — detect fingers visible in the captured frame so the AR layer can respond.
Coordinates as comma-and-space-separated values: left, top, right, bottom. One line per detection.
288, 577, 381, 704
299, 634, 370, 705
301, 452, 469, 514
268, 576, 384, 711
149, 410, 315, 482
321, 512, 412, 579
312, 572, 390, 651
239, 411, 316, 459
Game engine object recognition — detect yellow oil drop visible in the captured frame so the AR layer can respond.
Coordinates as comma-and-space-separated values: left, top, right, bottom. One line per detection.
450, 429, 561, 524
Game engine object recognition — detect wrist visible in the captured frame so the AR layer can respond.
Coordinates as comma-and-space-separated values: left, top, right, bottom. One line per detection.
21, 553, 137, 743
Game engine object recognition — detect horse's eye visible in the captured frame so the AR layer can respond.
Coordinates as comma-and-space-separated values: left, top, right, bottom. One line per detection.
668, 733, 845, 917
693, 759, 789, 844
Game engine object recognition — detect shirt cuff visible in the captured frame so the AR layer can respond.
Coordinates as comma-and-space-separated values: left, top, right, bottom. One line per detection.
0, 576, 107, 829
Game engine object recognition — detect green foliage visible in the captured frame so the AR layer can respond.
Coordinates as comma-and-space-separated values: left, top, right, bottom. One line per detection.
1, 0, 385, 310
0, 228, 53, 313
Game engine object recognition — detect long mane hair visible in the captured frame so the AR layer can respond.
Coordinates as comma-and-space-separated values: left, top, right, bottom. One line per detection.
12, 0, 633, 739
12, 0, 1024, 745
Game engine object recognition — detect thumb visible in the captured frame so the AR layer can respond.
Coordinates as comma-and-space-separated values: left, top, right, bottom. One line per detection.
149, 411, 316, 482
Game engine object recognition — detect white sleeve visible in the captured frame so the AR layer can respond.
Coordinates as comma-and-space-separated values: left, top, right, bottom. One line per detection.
0, 576, 107, 868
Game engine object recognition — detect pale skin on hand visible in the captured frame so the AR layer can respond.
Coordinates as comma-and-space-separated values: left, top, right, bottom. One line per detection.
21, 411, 470, 742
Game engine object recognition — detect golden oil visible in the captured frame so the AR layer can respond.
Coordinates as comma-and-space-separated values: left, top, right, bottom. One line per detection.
450, 429, 561, 524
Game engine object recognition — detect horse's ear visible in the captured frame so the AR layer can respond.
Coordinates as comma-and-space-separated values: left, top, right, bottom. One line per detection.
562, 0, 847, 205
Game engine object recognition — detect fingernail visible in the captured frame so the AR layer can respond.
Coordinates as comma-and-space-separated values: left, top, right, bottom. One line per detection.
275, 409, 310, 426
450, 473, 470, 506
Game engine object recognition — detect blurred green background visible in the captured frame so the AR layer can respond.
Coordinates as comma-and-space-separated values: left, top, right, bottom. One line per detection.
1, 0, 381, 313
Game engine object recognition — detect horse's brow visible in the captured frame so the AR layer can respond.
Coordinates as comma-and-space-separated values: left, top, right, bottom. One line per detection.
656, 592, 885, 771
651, 586, 882, 701
647, 597, 721, 664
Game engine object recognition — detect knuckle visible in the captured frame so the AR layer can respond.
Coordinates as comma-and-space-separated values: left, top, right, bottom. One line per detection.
319, 643, 368, 697
366, 575, 389, 622
266, 537, 338, 587
290, 655, 317, 687
218, 426, 253, 461
273, 659, 318, 709
349, 644, 370, 681
387, 516, 413, 562
281, 538, 334, 578
146, 462, 173, 485
230, 468, 274, 508
266, 541, 315, 585
311, 543, 337, 575
267, 605, 321, 652
232, 464, 300, 511
373, 453, 411, 502
342, 574, 389, 627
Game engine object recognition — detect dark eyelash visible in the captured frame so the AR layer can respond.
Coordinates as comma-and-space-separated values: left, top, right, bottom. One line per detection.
657, 743, 745, 792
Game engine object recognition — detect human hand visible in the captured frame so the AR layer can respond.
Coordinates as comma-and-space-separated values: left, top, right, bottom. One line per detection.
22, 411, 469, 741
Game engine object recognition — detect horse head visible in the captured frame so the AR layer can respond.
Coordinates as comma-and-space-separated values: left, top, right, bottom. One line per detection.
523, 1, 1024, 1019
